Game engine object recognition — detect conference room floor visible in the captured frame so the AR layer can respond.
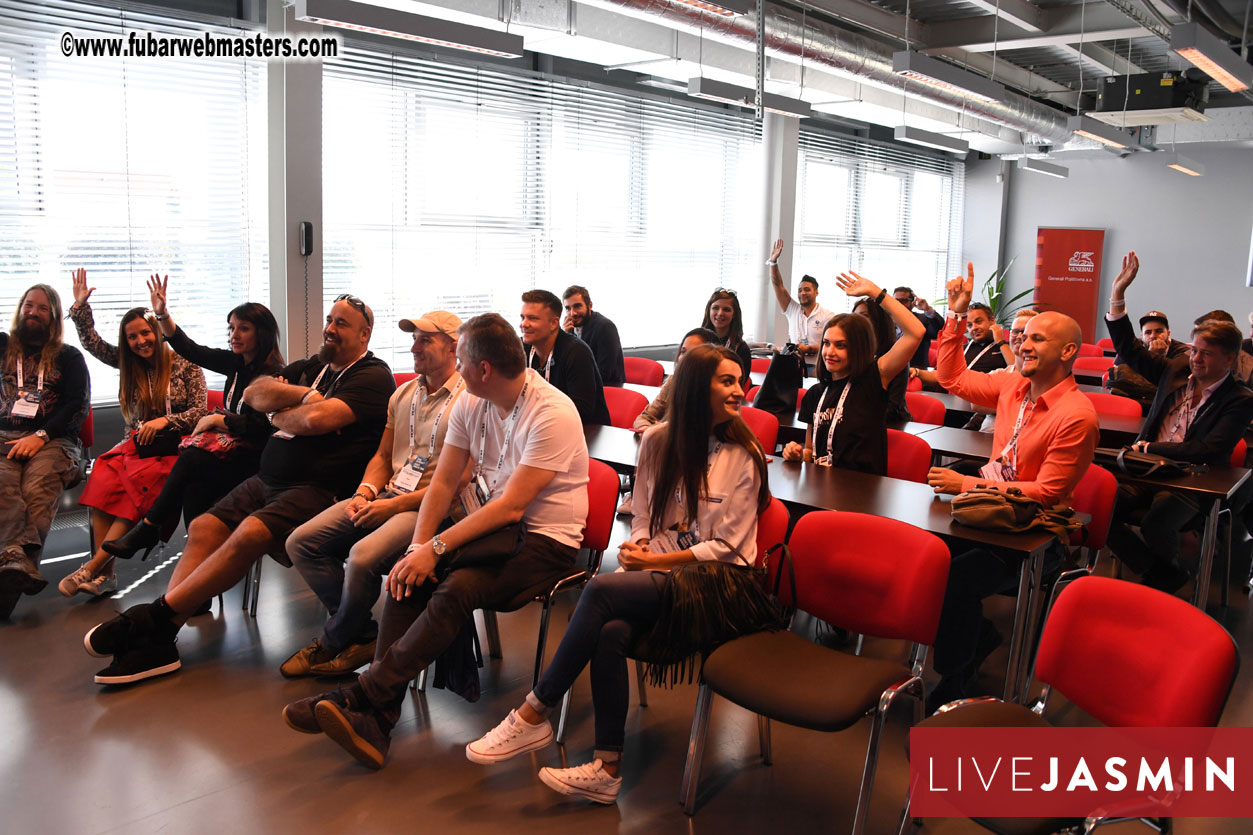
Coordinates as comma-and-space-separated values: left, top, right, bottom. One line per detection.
4, 512, 1252, 834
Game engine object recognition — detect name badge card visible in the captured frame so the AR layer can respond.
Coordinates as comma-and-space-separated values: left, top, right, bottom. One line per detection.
11, 390, 41, 418
392, 454, 429, 493
979, 460, 1017, 482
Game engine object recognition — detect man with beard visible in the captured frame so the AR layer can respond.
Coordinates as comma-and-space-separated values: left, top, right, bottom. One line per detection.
562, 286, 625, 387
81, 295, 394, 684
0, 284, 89, 618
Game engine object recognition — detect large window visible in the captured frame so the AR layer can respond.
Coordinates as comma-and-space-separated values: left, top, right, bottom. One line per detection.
794, 129, 964, 314
0, 0, 267, 401
323, 47, 762, 368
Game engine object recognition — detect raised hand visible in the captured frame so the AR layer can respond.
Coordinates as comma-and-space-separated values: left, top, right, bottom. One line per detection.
835, 271, 881, 300
1111, 251, 1138, 299
945, 261, 975, 314
991, 322, 1005, 343
147, 273, 169, 316
71, 268, 94, 307
915, 296, 934, 314
769, 238, 784, 262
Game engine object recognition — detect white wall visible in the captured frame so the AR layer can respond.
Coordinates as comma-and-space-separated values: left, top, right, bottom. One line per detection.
965, 144, 1253, 336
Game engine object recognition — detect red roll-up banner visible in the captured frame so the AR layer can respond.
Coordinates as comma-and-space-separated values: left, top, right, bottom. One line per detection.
1033, 227, 1106, 343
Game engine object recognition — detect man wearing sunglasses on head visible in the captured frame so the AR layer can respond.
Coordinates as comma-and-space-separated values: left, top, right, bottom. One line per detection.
82, 294, 396, 686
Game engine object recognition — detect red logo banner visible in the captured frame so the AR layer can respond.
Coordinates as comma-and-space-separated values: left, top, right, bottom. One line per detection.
1033, 227, 1105, 343
910, 726, 1253, 818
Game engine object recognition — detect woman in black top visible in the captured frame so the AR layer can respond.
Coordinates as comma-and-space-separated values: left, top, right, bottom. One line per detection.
101, 275, 284, 560
783, 272, 923, 474
700, 289, 752, 385
852, 296, 912, 424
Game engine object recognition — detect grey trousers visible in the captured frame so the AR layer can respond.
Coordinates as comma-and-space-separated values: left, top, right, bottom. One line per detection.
0, 432, 80, 561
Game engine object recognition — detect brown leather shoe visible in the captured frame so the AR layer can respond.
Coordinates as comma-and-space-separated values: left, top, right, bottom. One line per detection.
309, 638, 378, 676
0, 546, 47, 595
280, 638, 336, 678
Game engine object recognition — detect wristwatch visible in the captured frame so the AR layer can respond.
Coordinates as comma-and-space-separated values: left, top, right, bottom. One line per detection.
432, 534, 448, 556
34, 429, 49, 441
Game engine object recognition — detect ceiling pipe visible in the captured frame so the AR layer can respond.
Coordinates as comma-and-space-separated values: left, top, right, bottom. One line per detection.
582, 0, 1076, 143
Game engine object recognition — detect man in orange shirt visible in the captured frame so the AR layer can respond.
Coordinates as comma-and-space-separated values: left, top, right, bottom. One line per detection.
924, 264, 1099, 712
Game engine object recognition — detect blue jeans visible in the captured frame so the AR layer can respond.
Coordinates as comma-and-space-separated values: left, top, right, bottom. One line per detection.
528, 571, 666, 761
287, 490, 418, 653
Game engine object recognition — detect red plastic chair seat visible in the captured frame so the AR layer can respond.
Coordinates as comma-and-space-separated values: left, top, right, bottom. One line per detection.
739, 405, 779, 454
603, 386, 648, 429
905, 391, 946, 426
1082, 391, 1142, 418
886, 428, 931, 483
624, 357, 664, 386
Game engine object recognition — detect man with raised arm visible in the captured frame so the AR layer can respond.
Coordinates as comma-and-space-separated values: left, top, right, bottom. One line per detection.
281, 313, 589, 770
767, 239, 833, 375
562, 285, 625, 388
82, 295, 394, 684
924, 263, 1099, 712
1105, 309, 1189, 412
892, 285, 943, 368
520, 290, 610, 425
1105, 251, 1253, 592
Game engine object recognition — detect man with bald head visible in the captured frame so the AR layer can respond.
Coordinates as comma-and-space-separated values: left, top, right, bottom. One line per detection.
924, 265, 1099, 712
82, 294, 396, 685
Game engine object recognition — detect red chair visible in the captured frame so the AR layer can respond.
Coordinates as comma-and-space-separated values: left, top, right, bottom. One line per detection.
1076, 343, 1104, 357
886, 429, 931, 483
623, 357, 664, 386
927, 343, 938, 368
909, 576, 1238, 833
740, 406, 779, 455
1082, 391, 1142, 418
750, 356, 771, 374
682, 511, 950, 828
906, 375, 922, 391
1069, 463, 1117, 554
1073, 356, 1114, 374
79, 407, 94, 451
745, 385, 760, 405
904, 391, 945, 426
755, 497, 789, 567
796, 387, 808, 413
394, 372, 418, 386
207, 389, 225, 411
1230, 438, 1247, 469
603, 386, 647, 430
1096, 337, 1115, 352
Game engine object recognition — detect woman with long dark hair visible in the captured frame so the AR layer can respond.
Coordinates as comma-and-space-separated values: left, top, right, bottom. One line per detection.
782, 272, 923, 474
62, 269, 206, 596
465, 344, 771, 804
699, 289, 752, 384
100, 274, 285, 561
852, 295, 912, 423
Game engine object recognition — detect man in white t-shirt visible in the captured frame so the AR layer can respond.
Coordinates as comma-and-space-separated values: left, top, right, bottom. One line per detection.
283, 313, 589, 770
767, 239, 833, 373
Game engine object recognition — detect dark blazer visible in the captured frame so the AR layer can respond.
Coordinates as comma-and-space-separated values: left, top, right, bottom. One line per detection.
908, 309, 943, 368
569, 310, 625, 387
529, 328, 611, 426
1108, 313, 1253, 465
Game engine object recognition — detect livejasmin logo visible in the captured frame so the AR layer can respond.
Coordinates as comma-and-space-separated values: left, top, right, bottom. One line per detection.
910, 726, 1253, 818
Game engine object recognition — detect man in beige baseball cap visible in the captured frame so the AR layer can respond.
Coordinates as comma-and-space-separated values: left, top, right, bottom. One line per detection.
280, 309, 465, 678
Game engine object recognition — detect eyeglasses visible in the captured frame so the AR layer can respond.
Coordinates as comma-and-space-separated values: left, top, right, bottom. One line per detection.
712, 288, 738, 298
334, 294, 372, 327
1010, 328, 1026, 336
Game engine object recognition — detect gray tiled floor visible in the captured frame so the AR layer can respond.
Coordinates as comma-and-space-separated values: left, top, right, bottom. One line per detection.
3, 516, 1251, 834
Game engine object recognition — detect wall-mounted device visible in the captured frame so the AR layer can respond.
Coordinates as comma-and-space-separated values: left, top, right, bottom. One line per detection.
299, 221, 314, 256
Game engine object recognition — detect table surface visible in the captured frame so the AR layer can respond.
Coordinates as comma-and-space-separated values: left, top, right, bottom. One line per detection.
1097, 454, 1252, 500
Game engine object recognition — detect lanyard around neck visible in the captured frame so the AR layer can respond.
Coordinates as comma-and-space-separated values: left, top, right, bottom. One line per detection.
478, 371, 531, 495
527, 345, 554, 382
410, 376, 464, 457
816, 380, 853, 462
15, 360, 44, 394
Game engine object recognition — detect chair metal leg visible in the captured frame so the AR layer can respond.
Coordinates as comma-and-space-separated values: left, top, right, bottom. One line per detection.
1219, 508, 1232, 610
555, 688, 572, 744
852, 698, 892, 835
415, 667, 428, 692
853, 633, 865, 656
483, 609, 502, 658
1002, 551, 1037, 702
894, 789, 915, 835
680, 683, 714, 815
635, 660, 648, 707
1191, 498, 1222, 610
533, 602, 553, 689
756, 714, 772, 764
240, 562, 251, 611
248, 558, 262, 618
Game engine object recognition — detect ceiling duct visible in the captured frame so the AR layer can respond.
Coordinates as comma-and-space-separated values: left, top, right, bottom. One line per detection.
580, 0, 1074, 144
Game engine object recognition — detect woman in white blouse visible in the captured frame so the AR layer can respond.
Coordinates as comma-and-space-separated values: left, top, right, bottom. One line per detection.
465, 344, 770, 804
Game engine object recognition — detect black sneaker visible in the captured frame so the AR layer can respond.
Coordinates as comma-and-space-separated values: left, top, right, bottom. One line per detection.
94, 637, 181, 685
314, 692, 392, 769
282, 687, 354, 734
84, 602, 160, 658
0, 547, 47, 595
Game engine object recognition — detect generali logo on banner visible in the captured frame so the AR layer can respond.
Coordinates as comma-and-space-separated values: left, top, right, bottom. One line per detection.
1067, 251, 1096, 272
1034, 227, 1105, 343
910, 726, 1253, 819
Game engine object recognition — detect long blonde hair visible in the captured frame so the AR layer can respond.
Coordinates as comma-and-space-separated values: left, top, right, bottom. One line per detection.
116, 307, 172, 424
6, 284, 65, 378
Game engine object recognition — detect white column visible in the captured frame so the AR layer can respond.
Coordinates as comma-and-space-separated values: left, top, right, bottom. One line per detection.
755, 112, 799, 345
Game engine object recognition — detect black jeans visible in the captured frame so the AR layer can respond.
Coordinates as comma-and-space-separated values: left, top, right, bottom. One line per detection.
144, 446, 259, 529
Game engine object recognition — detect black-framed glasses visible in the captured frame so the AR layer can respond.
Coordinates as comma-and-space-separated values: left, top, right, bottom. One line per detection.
334, 293, 372, 327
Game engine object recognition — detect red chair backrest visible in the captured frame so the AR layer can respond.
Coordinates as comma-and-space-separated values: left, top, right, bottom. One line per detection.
79, 407, 94, 449
745, 385, 760, 405
904, 391, 946, 426
603, 386, 648, 430
1230, 438, 1247, 469
754, 497, 789, 568
772, 510, 949, 645
1036, 576, 1237, 727
1096, 337, 1115, 351
1068, 463, 1117, 550
1082, 391, 1142, 418
906, 375, 922, 391
750, 356, 771, 374
1077, 343, 1104, 357
927, 343, 938, 368
1073, 356, 1115, 373
739, 406, 779, 455
207, 389, 225, 412
885, 429, 931, 484
796, 388, 808, 413
580, 459, 619, 554
623, 357, 664, 386
394, 372, 418, 386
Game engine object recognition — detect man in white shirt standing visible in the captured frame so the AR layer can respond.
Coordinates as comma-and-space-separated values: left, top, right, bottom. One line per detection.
282, 312, 589, 771
281, 311, 465, 678
767, 239, 833, 375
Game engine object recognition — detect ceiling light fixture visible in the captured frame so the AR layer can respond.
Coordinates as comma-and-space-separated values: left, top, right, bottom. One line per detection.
894, 125, 969, 155
1169, 22, 1253, 93
1162, 152, 1204, 176
294, 0, 525, 58
892, 50, 1006, 104
670, 0, 751, 16
1017, 158, 1069, 178
1066, 114, 1131, 150
686, 77, 812, 118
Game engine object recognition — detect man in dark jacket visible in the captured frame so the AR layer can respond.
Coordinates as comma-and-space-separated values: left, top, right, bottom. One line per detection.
893, 286, 943, 368
521, 290, 611, 425
562, 285, 625, 387
1105, 251, 1253, 592
1105, 309, 1189, 413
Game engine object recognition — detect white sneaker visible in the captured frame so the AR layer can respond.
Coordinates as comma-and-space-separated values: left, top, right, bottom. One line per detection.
58, 563, 97, 597
538, 759, 622, 804
465, 709, 553, 764
82, 572, 117, 597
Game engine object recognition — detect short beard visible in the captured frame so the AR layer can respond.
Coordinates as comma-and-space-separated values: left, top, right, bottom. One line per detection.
16, 319, 50, 347
318, 342, 337, 363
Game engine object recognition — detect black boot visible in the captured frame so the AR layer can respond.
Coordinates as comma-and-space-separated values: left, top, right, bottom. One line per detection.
102, 520, 161, 561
